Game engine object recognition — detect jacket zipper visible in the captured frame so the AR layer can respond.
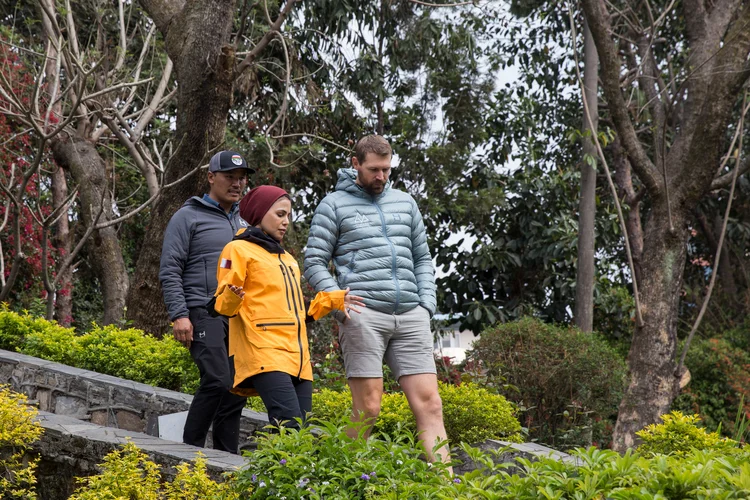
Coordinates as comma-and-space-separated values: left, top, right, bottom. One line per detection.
256, 322, 296, 330
373, 203, 400, 313
289, 268, 305, 315
279, 265, 292, 310
279, 256, 304, 378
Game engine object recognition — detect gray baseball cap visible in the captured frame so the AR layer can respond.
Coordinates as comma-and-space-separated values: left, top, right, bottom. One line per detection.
209, 151, 255, 173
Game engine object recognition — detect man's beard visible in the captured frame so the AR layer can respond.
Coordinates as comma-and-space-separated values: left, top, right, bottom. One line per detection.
362, 181, 384, 195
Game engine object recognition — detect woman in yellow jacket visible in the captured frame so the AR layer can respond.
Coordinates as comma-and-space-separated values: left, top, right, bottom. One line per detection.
212, 185, 364, 429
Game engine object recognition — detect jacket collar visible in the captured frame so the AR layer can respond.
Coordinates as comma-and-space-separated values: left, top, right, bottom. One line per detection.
233, 226, 285, 254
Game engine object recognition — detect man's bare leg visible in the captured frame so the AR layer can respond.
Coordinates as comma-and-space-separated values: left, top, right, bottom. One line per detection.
399, 373, 452, 472
346, 377, 383, 439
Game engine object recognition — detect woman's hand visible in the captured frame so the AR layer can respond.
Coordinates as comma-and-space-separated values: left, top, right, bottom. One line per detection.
343, 287, 366, 320
228, 284, 245, 298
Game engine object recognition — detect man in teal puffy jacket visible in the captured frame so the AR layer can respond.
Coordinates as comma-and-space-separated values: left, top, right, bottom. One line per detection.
304, 135, 450, 467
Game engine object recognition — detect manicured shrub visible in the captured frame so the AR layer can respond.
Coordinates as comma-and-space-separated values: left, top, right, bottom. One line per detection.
20, 323, 198, 392
468, 316, 626, 448
69, 441, 235, 499
0, 308, 199, 393
0, 304, 74, 353
636, 411, 739, 456
310, 383, 523, 445
0, 385, 43, 499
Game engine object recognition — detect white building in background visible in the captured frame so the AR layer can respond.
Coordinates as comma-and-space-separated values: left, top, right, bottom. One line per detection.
432, 316, 478, 364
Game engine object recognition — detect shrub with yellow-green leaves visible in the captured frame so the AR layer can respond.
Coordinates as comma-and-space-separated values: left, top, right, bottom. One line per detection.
636, 411, 740, 456
0, 304, 74, 354
0, 385, 43, 499
310, 382, 523, 445
70, 441, 237, 499
0, 307, 198, 393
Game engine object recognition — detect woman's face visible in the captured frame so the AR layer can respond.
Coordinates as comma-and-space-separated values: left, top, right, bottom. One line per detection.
259, 197, 291, 241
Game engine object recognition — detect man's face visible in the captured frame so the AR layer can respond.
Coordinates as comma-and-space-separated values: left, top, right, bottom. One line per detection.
208, 169, 248, 209
353, 153, 391, 195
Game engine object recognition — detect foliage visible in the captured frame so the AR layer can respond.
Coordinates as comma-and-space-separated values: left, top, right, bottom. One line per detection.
469, 317, 626, 448
232, 423, 750, 499
0, 307, 197, 392
230, 419, 452, 500
69, 441, 235, 499
673, 337, 750, 438
21, 323, 198, 392
636, 411, 739, 457
0, 304, 75, 352
311, 383, 523, 445
0, 385, 42, 499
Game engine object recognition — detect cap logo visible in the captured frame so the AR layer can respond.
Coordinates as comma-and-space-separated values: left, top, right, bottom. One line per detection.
231, 155, 243, 166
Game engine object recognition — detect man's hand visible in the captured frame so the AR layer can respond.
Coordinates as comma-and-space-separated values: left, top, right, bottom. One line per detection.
343, 287, 366, 320
173, 317, 193, 349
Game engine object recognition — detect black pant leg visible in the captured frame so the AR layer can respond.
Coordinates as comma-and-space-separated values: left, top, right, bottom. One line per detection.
211, 338, 248, 453
183, 307, 245, 452
295, 379, 313, 421
251, 371, 308, 430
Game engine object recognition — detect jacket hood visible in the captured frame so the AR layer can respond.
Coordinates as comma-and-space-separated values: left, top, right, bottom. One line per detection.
335, 168, 391, 198
233, 226, 285, 254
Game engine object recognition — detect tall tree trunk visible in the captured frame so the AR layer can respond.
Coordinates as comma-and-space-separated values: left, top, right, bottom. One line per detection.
612, 202, 687, 451
574, 19, 598, 332
127, 0, 238, 335
612, 140, 644, 285
50, 164, 73, 325
51, 135, 129, 325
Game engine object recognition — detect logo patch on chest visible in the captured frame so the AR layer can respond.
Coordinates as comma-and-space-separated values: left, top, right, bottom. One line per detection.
392, 213, 401, 222
353, 212, 370, 227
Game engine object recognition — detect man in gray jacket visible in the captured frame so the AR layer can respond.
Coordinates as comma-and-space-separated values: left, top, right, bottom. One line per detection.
159, 150, 251, 453
304, 135, 450, 467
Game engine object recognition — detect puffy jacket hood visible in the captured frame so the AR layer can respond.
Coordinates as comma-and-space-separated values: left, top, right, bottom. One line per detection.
335, 168, 392, 198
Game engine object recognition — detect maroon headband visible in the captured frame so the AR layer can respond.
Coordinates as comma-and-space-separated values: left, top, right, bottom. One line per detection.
239, 185, 289, 226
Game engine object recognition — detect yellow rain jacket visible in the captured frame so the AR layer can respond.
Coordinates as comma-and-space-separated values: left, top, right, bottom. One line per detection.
213, 227, 345, 397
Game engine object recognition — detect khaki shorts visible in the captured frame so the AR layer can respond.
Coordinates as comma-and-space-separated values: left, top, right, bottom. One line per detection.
338, 305, 436, 380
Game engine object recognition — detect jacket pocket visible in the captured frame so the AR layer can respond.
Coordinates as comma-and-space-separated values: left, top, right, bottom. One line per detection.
339, 250, 359, 286
249, 319, 299, 352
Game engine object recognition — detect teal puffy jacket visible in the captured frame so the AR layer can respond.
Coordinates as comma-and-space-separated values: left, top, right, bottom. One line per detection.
304, 168, 437, 316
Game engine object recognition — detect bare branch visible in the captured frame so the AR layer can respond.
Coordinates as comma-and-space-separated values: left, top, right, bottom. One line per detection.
581, 0, 661, 194
237, 0, 298, 75
407, 0, 477, 7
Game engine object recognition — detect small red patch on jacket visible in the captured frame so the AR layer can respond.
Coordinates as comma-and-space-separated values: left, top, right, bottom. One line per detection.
220, 258, 232, 269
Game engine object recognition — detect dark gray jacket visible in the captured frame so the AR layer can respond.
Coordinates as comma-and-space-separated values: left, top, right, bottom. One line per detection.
159, 196, 248, 321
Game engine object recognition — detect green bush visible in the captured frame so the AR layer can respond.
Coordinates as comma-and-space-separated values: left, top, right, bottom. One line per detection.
673, 337, 750, 437
636, 411, 739, 456
231, 419, 452, 500
69, 441, 236, 499
468, 317, 627, 448
311, 383, 523, 445
0, 307, 198, 393
0, 385, 43, 499
231, 421, 750, 499
0, 305, 74, 353
21, 324, 198, 392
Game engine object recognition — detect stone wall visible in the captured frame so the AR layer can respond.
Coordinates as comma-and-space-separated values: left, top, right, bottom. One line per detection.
32, 411, 247, 499
0, 349, 267, 443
